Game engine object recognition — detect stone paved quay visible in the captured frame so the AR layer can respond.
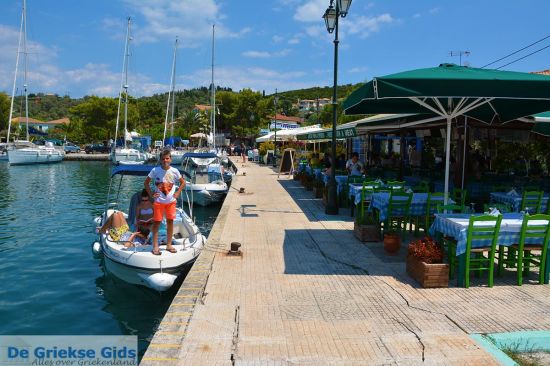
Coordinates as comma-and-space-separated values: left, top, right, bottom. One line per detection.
142, 161, 550, 365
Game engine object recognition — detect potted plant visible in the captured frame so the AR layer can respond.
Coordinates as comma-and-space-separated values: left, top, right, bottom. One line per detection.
354, 213, 381, 242
383, 230, 401, 255
304, 174, 314, 191
406, 237, 449, 288
312, 179, 325, 198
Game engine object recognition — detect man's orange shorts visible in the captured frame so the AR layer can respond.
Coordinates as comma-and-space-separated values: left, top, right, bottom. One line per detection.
153, 201, 176, 221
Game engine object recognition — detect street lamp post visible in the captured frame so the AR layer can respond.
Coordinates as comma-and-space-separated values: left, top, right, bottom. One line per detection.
323, 0, 352, 215
273, 89, 279, 166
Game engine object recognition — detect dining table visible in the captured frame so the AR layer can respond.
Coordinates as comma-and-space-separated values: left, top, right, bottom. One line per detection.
371, 192, 450, 222
429, 212, 550, 286
490, 192, 550, 212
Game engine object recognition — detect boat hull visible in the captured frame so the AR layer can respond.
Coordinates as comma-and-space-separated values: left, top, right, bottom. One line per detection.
8, 148, 64, 165
111, 149, 151, 165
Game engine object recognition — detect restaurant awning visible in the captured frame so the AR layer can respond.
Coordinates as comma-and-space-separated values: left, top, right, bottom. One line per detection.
296, 121, 358, 141
343, 63, 550, 204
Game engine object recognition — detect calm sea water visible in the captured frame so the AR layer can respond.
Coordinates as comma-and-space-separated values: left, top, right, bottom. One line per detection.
0, 161, 220, 357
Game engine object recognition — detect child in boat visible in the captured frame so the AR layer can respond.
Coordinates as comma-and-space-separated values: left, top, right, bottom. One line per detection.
136, 188, 154, 229
97, 211, 150, 247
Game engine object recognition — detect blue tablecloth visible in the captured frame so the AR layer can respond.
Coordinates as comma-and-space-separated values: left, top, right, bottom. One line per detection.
490, 192, 550, 212
371, 192, 450, 222
323, 175, 349, 194
429, 213, 549, 256
349, 183, 376, 205
434, 181, 492, 199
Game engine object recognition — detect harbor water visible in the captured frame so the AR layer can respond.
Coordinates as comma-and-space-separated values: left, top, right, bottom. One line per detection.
0, 161, 220, 358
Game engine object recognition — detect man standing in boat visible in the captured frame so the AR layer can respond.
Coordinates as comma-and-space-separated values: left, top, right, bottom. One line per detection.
144, 149, 185, 255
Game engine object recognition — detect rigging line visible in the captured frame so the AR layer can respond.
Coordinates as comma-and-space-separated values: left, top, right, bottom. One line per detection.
481, 34, 550, 68
495, 43, 550, 70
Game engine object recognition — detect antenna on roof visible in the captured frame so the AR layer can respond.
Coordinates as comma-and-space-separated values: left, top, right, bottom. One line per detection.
449, 50, 471, 66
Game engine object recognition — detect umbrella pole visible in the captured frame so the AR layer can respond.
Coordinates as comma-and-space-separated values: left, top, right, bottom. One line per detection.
444, 116, 452, 206
461, 117, 467, 190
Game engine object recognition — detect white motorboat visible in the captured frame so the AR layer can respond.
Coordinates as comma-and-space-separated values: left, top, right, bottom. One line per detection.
182, 152, 228, 207
111, 18, 149, 165
93, 164, 206, 292
112, 147, 150, 165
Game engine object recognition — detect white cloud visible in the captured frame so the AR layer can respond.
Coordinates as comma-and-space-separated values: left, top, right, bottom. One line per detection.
0, 23, 163, 98
294, 0, 326, 23
242, 49, 291, 58
346, 14, 394, 38
181, 66, 311, 93
288, 38, 300, 45
429, 7, 440, 14
305, 25, 323, 38
348, 66, 368, 74
413, 13, 421, 19
272, 35, 284, 43
120, 0, 250, 46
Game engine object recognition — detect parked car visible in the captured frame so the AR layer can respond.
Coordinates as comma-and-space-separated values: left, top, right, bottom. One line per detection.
84, 144, 110, 154
64, 143, 81, 153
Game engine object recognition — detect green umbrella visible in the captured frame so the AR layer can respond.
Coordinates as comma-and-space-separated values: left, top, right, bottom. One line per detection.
343, 63, 550, 203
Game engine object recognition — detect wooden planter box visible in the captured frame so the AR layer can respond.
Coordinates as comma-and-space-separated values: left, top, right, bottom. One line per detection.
313, 185, 324, 198
354, 221, 381, 242
406, 255, 449, 288
305, 180, 314, 191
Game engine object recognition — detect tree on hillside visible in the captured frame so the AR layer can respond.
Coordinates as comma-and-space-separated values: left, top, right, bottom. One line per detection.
0, 92, 10, 132
228, 89, 262, 138
69, 96, 119, 140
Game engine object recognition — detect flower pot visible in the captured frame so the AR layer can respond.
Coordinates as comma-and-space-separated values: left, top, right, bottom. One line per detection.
383, 233, 401, 255
354, 221, 380, 242
406, 255, 449, 288
313, 185, 324, 198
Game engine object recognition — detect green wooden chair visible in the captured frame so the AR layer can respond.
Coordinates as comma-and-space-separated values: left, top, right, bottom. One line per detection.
359, 181, 381, 221
452, 188, 468, 207
483, 203, 512, 213
437, 203, 467, 278
497, 214, 550, 285
520, 191, 543, 214
423, 192, 445, 233
461, 215, 503, 288
384, 191, 413, 237
387, 181, 406, 192
412, 180, 430, 193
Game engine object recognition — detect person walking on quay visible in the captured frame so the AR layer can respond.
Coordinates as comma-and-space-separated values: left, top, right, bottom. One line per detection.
240, 142, 246, 163
144, 149, 185, 255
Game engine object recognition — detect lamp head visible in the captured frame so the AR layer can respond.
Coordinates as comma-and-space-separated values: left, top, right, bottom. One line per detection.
323, 6, 336, 34
337, 0, 352, 17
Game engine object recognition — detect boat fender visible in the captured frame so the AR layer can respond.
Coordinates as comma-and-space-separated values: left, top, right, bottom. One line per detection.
200, 189, 211, 196
92, 241, 102, 257
93, 216, 102, 225
139, 273, 178, 292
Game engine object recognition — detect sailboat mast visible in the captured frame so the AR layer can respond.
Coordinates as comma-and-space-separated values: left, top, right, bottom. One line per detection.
114, 17, 131, 153
210, 24, 216, 149
163, 37, 178, 147
23, 0, 29, 141
7, 0, 26, 143
123, 19, 131, 149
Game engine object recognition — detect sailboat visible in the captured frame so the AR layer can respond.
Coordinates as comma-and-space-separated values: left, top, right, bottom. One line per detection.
111, 17, 151, 165
181, 25, 228, 206
163, 38, 185, 165
7, 0, 64, 165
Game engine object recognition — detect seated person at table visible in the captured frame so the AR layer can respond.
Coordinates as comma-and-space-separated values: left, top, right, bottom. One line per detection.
310, 153, 320, 167
346, 152, 363, 176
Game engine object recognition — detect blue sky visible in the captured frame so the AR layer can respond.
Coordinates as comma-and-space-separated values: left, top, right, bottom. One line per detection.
1, 0, 550, 98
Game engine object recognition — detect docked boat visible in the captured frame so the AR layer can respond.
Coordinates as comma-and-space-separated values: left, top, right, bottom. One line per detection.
181, 152, 228, 207
8, 140, 64, 165
92, 164, 206, 292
